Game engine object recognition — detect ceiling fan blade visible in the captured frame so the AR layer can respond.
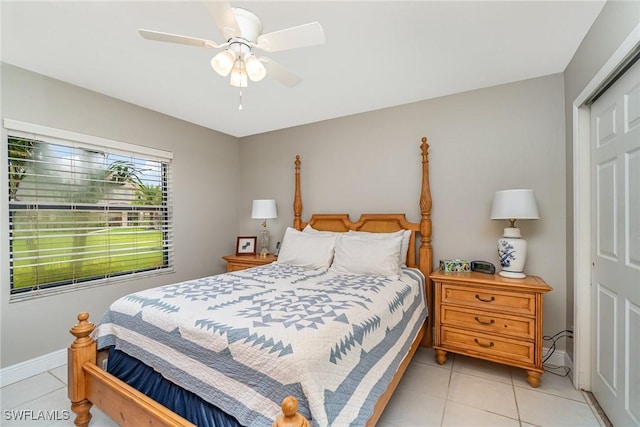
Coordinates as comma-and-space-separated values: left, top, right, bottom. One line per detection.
260, 57, 302, 87
257, 22, 325, 52
203, 0, 241, 41
139, 29, 224, 49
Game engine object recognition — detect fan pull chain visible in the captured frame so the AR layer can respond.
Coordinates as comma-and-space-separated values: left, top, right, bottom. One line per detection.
239, 89, 243, 111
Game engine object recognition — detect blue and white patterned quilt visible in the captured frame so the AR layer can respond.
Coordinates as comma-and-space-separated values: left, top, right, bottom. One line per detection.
94, 263, 427, 427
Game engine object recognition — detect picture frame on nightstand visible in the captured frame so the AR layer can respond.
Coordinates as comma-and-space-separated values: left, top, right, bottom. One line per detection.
236, 236, 257, 255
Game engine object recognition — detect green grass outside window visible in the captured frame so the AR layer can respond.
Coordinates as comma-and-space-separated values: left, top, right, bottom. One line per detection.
11, 227, 163, 289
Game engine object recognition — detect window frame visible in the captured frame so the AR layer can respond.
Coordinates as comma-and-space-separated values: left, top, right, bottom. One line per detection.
4, 119, 174, 302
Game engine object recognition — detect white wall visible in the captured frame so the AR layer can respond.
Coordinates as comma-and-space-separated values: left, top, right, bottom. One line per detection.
239, 74, 568, 342
0, 64, 240, 368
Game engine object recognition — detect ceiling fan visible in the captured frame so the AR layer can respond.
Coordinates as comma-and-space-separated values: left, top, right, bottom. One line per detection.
139, 1, 325, 89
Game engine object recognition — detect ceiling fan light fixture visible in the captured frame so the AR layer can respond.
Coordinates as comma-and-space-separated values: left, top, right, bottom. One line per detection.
230, 59, 248, 88
211, 49, 235, 76
244, 54, 266, 82
141, 1, 325, 95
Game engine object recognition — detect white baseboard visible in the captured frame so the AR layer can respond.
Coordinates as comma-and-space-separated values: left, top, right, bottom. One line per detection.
542, 346, 567, 367
543, 346, 574, 381
0, 348, 67, 387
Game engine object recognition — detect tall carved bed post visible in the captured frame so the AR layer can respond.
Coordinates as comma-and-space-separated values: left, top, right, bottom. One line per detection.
293, 155, 302, 230
419, 137, 434, 347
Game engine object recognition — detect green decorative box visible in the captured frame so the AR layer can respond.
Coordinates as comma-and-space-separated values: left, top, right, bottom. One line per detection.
439, 259, 471, 272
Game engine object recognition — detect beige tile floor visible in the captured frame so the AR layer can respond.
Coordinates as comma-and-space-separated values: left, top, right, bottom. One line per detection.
0, 347, 606, 426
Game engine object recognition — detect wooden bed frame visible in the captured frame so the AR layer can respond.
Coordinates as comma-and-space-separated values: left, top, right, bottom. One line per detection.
68, 137, 433, 427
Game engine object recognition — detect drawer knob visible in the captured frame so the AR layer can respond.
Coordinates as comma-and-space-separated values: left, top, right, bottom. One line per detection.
475, 294, 495, 303
474, 316, 495, 326
474, 338, 495, 348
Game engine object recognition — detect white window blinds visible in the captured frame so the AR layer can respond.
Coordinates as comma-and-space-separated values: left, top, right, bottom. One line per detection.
5, 120, 174, 300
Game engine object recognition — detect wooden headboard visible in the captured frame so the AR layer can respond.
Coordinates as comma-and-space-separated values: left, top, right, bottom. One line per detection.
291, 137, 433, 346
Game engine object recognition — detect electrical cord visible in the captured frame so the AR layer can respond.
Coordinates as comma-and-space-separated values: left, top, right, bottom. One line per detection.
542, 329, 573, 377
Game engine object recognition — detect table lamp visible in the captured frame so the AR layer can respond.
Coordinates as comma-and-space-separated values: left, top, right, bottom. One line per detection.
490, 189, 540, 278
251, 199, 277, 257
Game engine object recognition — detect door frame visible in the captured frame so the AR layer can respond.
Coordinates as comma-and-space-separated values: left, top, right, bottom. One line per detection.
572, 23, 640, 391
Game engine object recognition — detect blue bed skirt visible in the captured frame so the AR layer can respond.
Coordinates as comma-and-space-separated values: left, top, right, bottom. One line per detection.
106, 347, 244, 427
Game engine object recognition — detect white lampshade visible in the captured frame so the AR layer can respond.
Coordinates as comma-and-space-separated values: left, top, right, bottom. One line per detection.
244, 54, 266, 82
210, 50, 235, 76
490, 189, 540, 220
230, 60, 248, 88
251, 199, 277, 220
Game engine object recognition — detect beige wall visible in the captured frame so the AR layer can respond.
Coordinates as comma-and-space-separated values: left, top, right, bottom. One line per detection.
0, 64, 240, 367
239, 74, 568, 342
563, 0, 640, 361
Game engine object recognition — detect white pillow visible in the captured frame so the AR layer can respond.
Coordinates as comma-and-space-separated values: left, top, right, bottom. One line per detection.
276, 227, 337, 270
331, 233, 404, 277
348, 229, 411, 266
303, 224, 343, 235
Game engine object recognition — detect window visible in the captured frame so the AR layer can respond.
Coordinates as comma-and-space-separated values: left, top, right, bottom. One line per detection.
5, 119, 173, 300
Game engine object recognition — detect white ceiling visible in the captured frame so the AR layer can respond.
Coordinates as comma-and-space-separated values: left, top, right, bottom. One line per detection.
1, 1, 606, 138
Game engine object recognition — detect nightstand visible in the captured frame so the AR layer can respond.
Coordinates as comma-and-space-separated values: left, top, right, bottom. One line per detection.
430, 271, 552, 387
222, 254, 277, 272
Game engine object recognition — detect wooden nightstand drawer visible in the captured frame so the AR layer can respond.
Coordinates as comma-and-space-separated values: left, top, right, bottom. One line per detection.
227, 263, 252, 272
223, 254, 277, 272
440, 305, 535, 339
440, 326, 535, 366
441, 283, 536, 316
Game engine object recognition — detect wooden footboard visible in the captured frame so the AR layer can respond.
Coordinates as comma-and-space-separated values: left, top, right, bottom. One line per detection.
68, 313, 309, 427
68, 313, 196, 427
69, 312, 423, 427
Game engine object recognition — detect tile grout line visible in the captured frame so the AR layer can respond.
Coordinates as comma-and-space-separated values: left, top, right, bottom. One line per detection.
510, 367, 524, 427
1, 371, 67, 411
438, 353, 456, 426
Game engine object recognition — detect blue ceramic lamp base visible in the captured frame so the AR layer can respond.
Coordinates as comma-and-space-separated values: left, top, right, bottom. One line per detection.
497, 227, 527, 279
